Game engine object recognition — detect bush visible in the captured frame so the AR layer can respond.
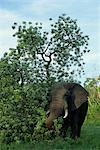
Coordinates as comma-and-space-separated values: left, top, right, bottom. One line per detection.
84, 77, 100, 122
0, 83, 48, 144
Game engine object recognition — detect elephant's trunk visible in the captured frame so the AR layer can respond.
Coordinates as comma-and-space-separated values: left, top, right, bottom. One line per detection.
45, 113, 56, 129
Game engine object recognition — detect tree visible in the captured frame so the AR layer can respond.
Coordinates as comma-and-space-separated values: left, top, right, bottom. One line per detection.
8, 14, 89, 86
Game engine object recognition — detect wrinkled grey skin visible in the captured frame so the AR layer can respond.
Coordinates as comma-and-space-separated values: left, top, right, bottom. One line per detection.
45, 82, 89, 139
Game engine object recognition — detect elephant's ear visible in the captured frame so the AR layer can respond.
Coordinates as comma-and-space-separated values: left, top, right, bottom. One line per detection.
73, 84, 89, 109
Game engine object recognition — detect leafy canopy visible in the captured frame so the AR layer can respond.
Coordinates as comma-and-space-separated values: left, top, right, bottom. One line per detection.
6, 14, 90, 86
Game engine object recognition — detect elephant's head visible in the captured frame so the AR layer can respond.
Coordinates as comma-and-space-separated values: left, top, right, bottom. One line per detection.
45, 84, 68, 129
45, 83, 89, 129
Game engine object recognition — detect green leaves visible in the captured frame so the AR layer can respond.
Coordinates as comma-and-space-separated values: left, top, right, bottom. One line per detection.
11, 14, 90, 83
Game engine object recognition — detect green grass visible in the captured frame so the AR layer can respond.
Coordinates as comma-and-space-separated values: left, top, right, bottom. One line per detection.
0, 122, 100, 150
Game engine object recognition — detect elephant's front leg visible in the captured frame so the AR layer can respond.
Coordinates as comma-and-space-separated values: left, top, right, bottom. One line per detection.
60, 118, 70, 138
70, 113, 79, 139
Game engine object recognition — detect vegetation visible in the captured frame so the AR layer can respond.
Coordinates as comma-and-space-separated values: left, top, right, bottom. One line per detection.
0, 14, 100, 149
0, 120, 100, 149
85, 77, 100, 124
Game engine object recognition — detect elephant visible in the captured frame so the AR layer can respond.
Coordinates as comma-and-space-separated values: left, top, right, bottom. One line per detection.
45, 82, 89, 139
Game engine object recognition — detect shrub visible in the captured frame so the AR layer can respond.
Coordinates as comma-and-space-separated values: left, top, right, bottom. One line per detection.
84, 77, 100, 122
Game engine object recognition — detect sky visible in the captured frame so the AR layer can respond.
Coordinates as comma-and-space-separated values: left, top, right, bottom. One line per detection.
0, 0, 100, 81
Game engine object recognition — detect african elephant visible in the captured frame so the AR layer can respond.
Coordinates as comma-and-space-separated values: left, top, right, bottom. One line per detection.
45, 82, 89, 139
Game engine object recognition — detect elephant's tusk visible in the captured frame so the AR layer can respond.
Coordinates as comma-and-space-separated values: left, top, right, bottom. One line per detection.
63, 109, 68, 118
46, 110, 50, 115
